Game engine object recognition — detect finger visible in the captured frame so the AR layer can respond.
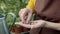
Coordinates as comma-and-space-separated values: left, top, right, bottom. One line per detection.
25, 20, 29, 24
20, 9, 28, 21
22, 24, 31, 28
26, 9, 32, 23
19, 9, 23, 16
19, 9, 25, 21
21, 9, 29, 23
15, 22, 31, 28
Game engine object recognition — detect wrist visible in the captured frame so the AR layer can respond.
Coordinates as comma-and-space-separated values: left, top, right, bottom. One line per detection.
44, 21, 52, 28
40, 20, 46, 27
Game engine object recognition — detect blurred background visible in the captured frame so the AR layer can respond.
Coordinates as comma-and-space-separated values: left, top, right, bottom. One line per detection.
0, 0, 29, 27
0, 0, 35, 34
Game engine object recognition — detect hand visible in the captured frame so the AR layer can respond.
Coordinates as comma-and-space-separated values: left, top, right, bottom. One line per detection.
31, 20, 46, 29
19, 8, 32, 24
15, 20, 46, 29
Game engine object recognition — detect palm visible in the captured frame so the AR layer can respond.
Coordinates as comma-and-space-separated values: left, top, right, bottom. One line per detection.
15, 20, 45, 29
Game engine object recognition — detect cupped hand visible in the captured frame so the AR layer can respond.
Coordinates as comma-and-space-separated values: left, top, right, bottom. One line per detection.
15, 20, 46, 29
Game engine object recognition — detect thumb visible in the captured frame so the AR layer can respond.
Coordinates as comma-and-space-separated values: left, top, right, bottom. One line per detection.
15, 22, 31, 28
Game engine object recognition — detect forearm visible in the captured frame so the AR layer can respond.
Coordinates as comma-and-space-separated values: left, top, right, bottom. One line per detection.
44, 21, 60, 30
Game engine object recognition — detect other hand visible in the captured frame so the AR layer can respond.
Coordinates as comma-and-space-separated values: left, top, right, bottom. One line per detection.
19, 8, 32, 24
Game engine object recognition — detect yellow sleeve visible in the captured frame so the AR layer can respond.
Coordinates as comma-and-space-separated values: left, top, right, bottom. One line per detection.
26, 0, 36, 13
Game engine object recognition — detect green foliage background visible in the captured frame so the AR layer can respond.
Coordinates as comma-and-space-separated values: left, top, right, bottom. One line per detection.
0, 0, 29, 16
0, 0, 35, 28
0, 0, 29, 27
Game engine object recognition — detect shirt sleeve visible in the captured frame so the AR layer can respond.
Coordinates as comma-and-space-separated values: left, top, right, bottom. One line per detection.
26, 0, 36, 13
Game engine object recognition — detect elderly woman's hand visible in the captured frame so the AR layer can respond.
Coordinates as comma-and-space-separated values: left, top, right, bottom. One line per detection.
19, 8, 32, 24
15, 20, 46, 29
